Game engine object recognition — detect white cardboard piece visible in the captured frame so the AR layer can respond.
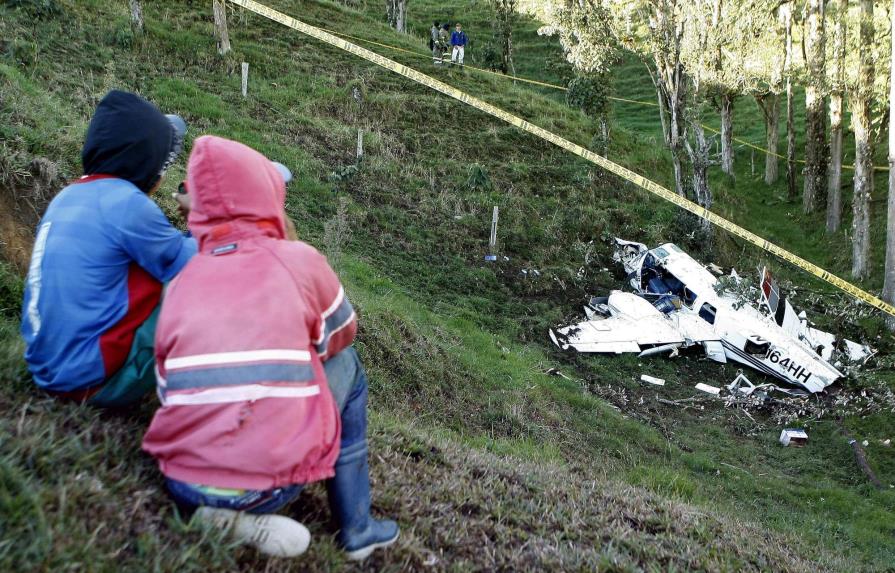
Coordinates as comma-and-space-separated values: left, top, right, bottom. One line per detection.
640, 374, 666, 386
779, 428, 808, 447
695, 383, 721, 395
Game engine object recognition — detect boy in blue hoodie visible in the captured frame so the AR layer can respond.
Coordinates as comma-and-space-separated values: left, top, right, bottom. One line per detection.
450, 23, 468, 66
21, 90, 197, 407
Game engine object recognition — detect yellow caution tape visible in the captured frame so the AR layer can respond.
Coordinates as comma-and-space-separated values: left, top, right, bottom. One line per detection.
227, 0, 895, 318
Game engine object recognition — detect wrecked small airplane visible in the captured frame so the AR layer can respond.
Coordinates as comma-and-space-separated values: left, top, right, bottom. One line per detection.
550, 239, 872, 393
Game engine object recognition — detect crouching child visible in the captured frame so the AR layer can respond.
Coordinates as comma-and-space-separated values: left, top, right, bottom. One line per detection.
141, 136, 398, 560
21, 90, 196, 407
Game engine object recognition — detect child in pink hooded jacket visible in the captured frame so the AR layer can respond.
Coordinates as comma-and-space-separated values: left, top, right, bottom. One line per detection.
142, 135, 398, 560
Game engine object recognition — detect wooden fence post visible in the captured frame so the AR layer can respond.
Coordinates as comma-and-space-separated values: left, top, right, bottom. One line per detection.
129, 0, 144, 34
213, 0, 232, 55
485, 206, 499, 261
356, 129, 364, 160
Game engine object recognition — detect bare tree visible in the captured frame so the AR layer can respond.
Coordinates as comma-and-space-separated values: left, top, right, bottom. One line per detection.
826, 0, 846, 233
850, 0, 874, 279
803, 0, 827, 214
648, 0, 690, 197
745, 1, 786, 186
386, 0, 408, 33
491, 0, 518, 77
129, 0, 144, 34
884, 0, 895, 330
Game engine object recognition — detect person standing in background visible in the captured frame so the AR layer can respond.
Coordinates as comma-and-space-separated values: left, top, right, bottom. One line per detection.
430, 21, 441, 64
439, 23, 451, 63
450, 22, 468, 66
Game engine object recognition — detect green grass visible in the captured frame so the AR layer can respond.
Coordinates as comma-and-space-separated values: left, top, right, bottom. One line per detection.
1, 0, 894, 570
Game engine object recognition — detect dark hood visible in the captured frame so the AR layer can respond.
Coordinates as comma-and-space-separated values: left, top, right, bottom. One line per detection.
81, 90, 173, 193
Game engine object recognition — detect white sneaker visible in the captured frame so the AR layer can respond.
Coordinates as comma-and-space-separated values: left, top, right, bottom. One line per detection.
193, 507, 311, 557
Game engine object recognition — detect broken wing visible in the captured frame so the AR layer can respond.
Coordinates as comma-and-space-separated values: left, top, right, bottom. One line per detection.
551, 292, 701, 354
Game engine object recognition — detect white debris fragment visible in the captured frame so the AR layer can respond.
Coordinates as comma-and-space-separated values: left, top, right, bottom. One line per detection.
695, 383, 721, 395
779, 428, 808, 447
640, 374, 665, 386
727, 372, 754, 395
862, 440, 869, 447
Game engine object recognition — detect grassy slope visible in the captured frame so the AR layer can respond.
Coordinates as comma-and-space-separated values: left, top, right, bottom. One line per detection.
0, 0, 893, 570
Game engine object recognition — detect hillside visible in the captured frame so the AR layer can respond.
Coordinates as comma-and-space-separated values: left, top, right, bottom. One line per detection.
1, 0, 893, 571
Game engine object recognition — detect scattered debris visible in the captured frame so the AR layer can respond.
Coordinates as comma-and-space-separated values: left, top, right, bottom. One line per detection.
657, 397, 706, 411
545, 367, 572, 380
695, 383, 721, 396
727, 372, 756, 395
640, 374, 665, 386
837, 420, 884, 490
550, 239, 873, 393
726, 371, 808, 399
779, 428, 808, 447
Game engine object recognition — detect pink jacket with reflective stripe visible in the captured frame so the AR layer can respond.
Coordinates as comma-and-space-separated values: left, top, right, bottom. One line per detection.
141, 136, 357, 490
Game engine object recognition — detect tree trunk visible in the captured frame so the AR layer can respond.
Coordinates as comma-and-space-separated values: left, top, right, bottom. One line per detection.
885, 0, 895, 330
386, 0, 407, 33
827, 93, 844, 232
783, 3, 797, 201
803, 0, 827, 214
129, 0, 144, 34
720, 93, 734, 176
669, 89, 686, 197
599, 116, 610, 157
656, 86, 669, 150
756, 93, 780, 185
686, 122, 713, 229
212, 0, 231, 56
850, 0, 874, 279
826, 0, 846, 233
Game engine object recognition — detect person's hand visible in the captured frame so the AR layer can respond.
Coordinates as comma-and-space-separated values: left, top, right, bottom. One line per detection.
172, 191, 191, 220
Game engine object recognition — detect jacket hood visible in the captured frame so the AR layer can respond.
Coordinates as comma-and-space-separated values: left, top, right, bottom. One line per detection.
81, 90, 174, 193
186, 136, 287, 251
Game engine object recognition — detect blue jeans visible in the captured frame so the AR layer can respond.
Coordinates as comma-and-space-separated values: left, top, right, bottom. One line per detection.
166, 346, 369, 514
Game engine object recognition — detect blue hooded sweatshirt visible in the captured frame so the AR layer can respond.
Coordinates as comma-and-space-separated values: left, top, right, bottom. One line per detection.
21, 91, 197, 394
450, 30, 468, 47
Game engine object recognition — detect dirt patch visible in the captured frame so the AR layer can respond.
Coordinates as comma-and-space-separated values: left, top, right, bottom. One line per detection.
0, 157, 61, 271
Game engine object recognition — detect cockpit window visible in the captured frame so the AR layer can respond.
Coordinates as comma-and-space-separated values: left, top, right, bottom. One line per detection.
653, 247, 669, 259
668, 244, 683, 253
